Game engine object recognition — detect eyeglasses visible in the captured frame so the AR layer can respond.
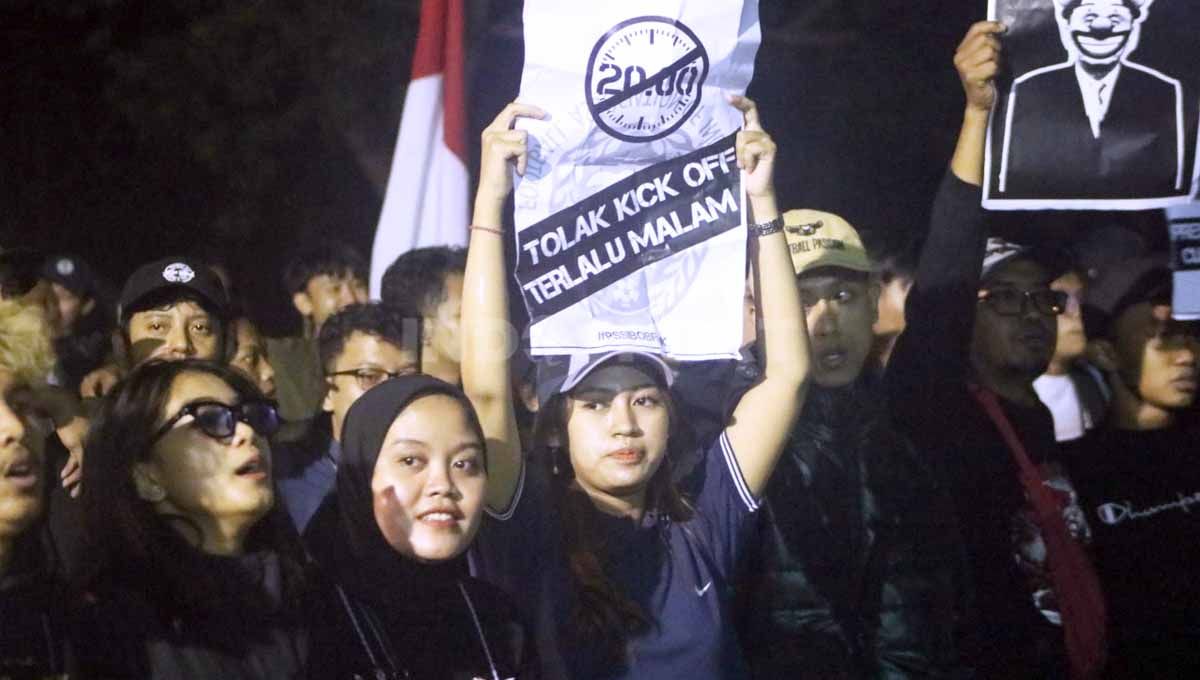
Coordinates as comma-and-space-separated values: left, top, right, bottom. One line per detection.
978, 288, 1068, 316
327, 366, 416, 392
153, 400, 280, 443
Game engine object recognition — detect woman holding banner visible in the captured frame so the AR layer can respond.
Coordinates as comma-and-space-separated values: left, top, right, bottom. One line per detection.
463, 97, 809, 678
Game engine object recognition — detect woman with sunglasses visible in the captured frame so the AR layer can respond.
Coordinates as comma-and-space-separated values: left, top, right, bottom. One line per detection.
72, 358, 315, 679
462, 96, 809, 678
328, 373, 535, 679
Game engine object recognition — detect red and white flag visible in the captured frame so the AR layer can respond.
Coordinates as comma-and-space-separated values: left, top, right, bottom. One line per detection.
369, 0, 469, 298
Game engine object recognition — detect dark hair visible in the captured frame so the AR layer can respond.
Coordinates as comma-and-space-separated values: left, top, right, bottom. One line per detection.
1061, 0, 1143, 20
282, 241, 367, 295
380, 246, 467, 316
532, 384, 693, 666
76, 359, 308, 626
0, 249, 41, 299
876, 241, 918, 286
317, 302, 422, 372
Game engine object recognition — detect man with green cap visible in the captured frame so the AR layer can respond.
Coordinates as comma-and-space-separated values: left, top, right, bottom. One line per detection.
738, 206, 964, 678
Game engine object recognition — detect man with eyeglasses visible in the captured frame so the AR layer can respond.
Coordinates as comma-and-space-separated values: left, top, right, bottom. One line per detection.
1062, 257, 1200, 677
275, 302, 420, 557
887, 23, 1107, 673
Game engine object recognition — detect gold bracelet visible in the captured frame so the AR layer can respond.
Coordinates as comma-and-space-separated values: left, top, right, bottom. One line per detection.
470, 224, 504, 236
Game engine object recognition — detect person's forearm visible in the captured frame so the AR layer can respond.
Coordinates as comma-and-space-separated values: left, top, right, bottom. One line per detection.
730, 193, 810, 496
750, 194, 809, 392
950, 107, 988, 187
463, 192, 522, 510
463, 192, 514, 402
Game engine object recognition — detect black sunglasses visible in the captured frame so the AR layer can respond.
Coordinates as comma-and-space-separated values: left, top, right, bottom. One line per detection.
978, 288, 1068, 317
153, 399, 280, 442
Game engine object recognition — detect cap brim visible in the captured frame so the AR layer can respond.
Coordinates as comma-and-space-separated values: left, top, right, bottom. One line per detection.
794, 254, 875, 277
535, 350, 676, 410
560, 350, 675, 394
119, 284, 226, 325
982, 246, 1071, 282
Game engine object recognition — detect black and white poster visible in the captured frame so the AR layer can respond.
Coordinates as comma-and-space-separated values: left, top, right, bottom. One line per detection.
514, 1, 760, 359
984, 0, 1200, 210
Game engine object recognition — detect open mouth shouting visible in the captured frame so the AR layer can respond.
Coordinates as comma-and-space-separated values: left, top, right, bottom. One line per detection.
1073, 30, 1130, 60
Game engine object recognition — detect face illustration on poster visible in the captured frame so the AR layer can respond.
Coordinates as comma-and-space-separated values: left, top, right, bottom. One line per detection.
985, 0, 1198, 208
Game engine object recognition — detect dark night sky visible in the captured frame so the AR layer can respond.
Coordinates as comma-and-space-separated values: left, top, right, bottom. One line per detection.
2, 1, 1164, 334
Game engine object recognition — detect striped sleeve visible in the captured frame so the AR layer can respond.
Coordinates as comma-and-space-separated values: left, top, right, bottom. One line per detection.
718, 429, 760, 512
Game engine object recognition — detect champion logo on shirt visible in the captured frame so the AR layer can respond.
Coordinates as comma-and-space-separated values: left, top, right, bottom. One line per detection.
1096, 490, 1200, 525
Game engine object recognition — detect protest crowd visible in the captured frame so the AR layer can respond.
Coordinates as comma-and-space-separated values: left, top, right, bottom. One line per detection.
5, 16, 1200, 680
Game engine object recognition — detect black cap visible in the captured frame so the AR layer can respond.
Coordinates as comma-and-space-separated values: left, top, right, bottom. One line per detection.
1081, 254, 1171, 340
40, 254, 96, 297
980, 236, 1071, 282
117, 256, 229, 325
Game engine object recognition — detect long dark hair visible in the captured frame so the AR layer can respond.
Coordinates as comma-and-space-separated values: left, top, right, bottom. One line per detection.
533, 385, 694, 665
75, 359, 307, 624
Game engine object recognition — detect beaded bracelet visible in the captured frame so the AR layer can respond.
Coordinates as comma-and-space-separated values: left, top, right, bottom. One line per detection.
470, 224, 504, 236
750, 216, 784, 237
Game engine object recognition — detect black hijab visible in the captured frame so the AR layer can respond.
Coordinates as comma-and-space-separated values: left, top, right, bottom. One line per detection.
336, 375, 487, 608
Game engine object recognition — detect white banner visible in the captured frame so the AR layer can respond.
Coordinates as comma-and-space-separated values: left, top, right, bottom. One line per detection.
514, 1, 761, 359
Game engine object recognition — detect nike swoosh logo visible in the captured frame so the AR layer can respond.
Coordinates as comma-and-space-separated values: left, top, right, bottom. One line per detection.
695, 581, 712, 597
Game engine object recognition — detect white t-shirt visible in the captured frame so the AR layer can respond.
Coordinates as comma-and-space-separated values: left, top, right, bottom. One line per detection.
1034, 373, 1091, 442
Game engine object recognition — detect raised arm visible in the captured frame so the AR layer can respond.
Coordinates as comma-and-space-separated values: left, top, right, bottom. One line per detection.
887, 21, 1002, 396
723, 95, 810, 497
950, 20, 1003, 186
462, 102, 546, 513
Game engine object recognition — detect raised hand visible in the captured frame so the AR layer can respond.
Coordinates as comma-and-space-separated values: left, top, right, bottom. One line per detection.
729, 94, 777, 202
955, 21, 1005, 114
474, 102, 548, 219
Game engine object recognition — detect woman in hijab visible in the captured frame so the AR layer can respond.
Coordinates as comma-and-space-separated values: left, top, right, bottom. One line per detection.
334, 374, 535, 680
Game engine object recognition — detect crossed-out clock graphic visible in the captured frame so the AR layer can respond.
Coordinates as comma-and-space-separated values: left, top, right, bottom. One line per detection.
585, 16, 710, 143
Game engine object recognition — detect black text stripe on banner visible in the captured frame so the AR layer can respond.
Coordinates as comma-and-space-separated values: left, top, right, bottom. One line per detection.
514, 131, 741, 322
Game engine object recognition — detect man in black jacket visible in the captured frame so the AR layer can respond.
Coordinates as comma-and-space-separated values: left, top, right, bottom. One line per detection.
738, 203, 965, 677
888, 20, 1106, 680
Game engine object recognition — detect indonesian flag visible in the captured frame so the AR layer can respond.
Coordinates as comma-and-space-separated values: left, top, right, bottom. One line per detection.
369, 0, 469, 298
